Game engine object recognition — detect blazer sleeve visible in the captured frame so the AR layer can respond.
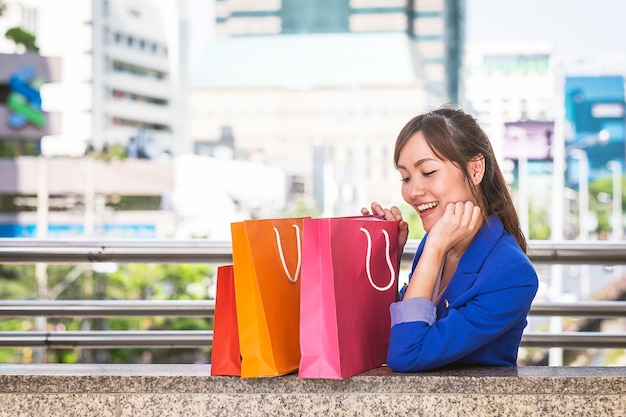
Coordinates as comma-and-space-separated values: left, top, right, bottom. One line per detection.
386, 258, 537, 372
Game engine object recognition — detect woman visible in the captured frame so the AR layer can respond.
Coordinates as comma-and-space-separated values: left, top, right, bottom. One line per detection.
363, 107, 538, 372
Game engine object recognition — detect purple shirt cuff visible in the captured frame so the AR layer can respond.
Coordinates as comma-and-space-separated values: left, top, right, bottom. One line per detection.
390, 297, 436, 326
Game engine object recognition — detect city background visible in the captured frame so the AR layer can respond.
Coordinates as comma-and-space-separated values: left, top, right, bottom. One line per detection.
0, 0, 624, 366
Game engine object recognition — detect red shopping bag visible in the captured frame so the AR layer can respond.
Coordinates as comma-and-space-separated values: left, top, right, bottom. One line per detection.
210, 265, 241, 376
298, 216, 398, 379
231, 217, 308, 378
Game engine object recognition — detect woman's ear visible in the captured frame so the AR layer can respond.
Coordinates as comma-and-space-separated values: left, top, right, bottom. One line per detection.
468, 155, 485, 185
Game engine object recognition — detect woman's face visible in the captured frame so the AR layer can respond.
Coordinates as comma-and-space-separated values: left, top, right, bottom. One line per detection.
396, 131, 476, 232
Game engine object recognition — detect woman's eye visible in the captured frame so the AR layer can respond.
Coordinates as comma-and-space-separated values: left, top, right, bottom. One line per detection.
400, 177, 410, 183
423, 170, 436, 177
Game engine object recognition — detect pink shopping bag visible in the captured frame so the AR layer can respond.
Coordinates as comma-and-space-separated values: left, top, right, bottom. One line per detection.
298, 216, 398, 379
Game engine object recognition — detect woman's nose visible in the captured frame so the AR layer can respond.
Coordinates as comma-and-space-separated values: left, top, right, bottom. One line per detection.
405, 178, 425, 198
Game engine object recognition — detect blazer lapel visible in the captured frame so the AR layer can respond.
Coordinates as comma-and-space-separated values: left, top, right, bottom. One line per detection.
436, 215, 505, 317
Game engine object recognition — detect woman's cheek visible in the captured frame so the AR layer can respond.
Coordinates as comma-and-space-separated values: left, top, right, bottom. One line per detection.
401, 186, 413, 206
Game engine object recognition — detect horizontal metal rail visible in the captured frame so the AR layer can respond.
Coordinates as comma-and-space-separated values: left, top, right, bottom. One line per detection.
521, 333, 626, 349
0, 331, 213, 348
0, 300, 215, 317
0, 239, 234, 264
526, 240, 626, 265
0, 239, 624, 352
0, 300, 624, 350
0, 330, 622, 350
0, 300, 625, 318
1, 239, 626, 264
527, 301, 626, 317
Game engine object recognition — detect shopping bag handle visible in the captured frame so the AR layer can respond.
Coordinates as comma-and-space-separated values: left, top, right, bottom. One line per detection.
359, 227, 395, 292
273, 225, 302, 283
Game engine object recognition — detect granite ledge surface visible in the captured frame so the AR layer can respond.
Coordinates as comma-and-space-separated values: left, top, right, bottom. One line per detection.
0, 364, 624, 395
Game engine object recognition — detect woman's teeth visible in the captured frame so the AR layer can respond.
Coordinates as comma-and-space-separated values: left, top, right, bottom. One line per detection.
417, 201, 439, 212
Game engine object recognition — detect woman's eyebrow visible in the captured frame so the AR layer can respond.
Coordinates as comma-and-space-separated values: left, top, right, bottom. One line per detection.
413, 158, 435, 168
396, 157, 436, 170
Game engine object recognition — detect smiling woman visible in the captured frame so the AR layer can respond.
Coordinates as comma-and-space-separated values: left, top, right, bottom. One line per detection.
362, 106, 539, 372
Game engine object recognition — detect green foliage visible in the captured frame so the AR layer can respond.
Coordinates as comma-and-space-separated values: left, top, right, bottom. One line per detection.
529, 206, 551, 240
588, 175, 625, 235
4, 27, 39, 52
109, 196, 162, 211
398, 203, 425, 239
0, 140, 40, 157
0, 265, 36, 299
280, 198, 322, 219
86, 143, 128, 160
0, 263, 215, 364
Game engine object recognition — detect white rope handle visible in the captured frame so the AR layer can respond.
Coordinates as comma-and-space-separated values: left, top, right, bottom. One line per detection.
359, 227, 395, 292
273, 225, 302, 283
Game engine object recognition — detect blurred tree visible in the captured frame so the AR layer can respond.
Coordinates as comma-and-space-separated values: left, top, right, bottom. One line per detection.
88, 143, 128, 160
5, 26, 39, 52
589, 175, 625, 237
528, 206, 551, 240
280, 198, 321, 218
399, 203, 425, 240
0, 263, 215, 364
0, 265, 36, 363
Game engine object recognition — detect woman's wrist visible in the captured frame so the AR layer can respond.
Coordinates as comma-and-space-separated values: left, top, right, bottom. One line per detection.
404, 245, 446, 300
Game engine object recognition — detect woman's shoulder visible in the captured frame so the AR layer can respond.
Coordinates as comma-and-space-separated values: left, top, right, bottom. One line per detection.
465, 216, 528, 266
481, 231, 538, 286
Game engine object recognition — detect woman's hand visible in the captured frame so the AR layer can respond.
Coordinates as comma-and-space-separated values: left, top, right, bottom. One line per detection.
402, 201, 482, 301
361, 202, 409, 261
426, 201, 482, 254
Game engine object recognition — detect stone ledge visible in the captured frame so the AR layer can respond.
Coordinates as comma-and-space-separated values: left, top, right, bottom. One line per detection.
0, 365, 624, 416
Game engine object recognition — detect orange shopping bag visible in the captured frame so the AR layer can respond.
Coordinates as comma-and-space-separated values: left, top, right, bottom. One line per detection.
210, 265, 241, 376
231, 217, 308, 378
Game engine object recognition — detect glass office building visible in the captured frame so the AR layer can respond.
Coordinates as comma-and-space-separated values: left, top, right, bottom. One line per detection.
214, 0, 464, 102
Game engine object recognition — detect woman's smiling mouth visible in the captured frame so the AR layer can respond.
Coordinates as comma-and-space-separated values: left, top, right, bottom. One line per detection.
417, 201, 439, 213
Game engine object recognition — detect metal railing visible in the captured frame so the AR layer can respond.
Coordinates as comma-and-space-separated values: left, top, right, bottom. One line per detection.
2, 238, 626, 264
0, 239, 625, 350
0, 299, 625, 349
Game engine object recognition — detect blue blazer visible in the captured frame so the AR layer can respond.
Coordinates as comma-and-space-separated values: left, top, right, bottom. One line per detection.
387, 214, 538, 372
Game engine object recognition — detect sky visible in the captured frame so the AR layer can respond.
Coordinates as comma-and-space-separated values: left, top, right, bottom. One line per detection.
465, 0, 626, 59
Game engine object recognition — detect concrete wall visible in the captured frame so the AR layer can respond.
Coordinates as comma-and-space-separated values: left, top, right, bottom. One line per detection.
0, 364, 624, 416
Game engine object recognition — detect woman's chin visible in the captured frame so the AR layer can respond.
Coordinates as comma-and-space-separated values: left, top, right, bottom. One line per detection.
418, 210, 438, 232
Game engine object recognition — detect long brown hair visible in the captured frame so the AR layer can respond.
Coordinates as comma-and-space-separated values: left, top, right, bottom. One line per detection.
394, 106, 528, 253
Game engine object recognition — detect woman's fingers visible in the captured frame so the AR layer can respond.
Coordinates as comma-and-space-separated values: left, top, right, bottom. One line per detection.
449, 201, 481, 226
365, 202, 405, 224
370, 202, 385, 217
390, 206, 404, 222
431, 202, 482, 249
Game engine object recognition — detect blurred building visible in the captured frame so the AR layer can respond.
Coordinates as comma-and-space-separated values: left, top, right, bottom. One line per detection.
465, 42, 626, 241
214, 0, 464, 102
0, 0, 182, 237
90, 0, 181, 155
0, 52, 61, 148
463, 42, 557, 159
564, 75, 625, 186
0, 0, 183, 155
0, 157, 175, 238
0, 0, 292, 238
1, 0, 471, 235
192, 0, 465, 215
